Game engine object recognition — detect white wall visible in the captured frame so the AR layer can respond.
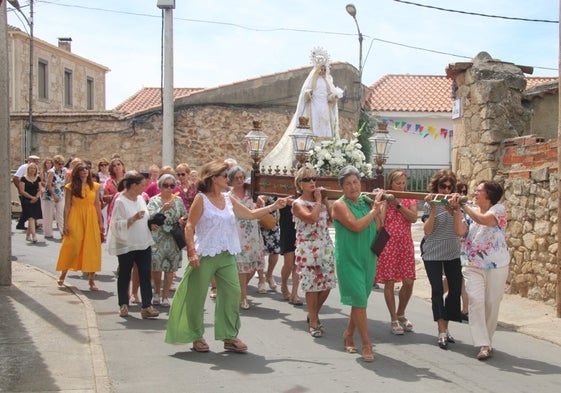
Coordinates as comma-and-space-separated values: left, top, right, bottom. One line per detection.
378, 111, 453, 168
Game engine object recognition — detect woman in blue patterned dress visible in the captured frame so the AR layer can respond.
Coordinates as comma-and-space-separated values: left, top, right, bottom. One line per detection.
292, 167, 336, 338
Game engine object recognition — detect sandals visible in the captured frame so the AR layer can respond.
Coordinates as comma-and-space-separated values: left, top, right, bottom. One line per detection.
223, 338, 248, 353
309, 326, 323, 338
240, 298, 250, 310
391, 320, 404, 335
89, 280, 99, 291
362, 345, 375, 362
343, 333, 357, 353
281, 287, 290, 300
289, 297, 304, 306
266, 277, 278, 290
438, 333, 448, 350
192, 338, 210, 353
257, 280, 267, 294
397, 315, 414, 332
477, 346, 492, 360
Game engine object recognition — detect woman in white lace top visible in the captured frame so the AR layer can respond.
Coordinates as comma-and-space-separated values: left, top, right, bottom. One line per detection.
165, 160, 287, 353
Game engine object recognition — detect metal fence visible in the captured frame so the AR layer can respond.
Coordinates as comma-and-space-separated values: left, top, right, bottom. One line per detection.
383, 164, 451, 192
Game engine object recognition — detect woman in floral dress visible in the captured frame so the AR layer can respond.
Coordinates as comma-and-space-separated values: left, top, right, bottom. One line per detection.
147, 174, 187, 307
292, 167, 336, 338
227, 166, 264, 310
375, 169, 418, 335
450, 181, 509, 360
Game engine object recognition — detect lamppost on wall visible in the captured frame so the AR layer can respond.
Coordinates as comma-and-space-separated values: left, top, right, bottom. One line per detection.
8, 0, 33, 161
345, 3, 363, 112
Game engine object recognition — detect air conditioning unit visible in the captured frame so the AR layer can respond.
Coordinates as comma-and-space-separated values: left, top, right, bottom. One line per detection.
157, 0, 175, 9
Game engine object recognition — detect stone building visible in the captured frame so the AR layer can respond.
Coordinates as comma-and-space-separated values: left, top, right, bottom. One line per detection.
447, 51, 559, 304
9, 63, 360, 171
8, 26, 109, 113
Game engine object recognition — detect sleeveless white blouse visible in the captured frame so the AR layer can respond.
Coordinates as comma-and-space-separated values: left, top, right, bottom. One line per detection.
195, 193, 241, 257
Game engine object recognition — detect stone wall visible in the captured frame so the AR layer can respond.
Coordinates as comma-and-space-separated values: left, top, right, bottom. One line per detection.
498, 136, 558, 303
450, 52, 559, 304
9, 105, 355, 173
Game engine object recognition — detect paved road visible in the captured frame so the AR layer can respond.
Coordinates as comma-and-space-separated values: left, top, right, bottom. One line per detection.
9, 221, 561, 393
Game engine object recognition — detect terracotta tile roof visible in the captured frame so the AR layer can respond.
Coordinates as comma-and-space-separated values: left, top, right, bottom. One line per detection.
113, 87, 204, 115
365, 75, 558, 113
364, 75, 453, 113
526, 77, 558, 89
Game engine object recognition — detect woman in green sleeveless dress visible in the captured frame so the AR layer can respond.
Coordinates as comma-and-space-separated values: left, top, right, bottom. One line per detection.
332, 166, 385, 362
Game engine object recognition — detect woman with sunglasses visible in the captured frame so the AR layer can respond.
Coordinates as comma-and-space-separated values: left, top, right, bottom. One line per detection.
147, 174, 187, 307
227, 165, 265, 310
292, 167, 336, 339
421, 169, 463, 349
176, 163, 197, 214
56, 161, 104, 291
450, 181, 509, 360
375, 169, 418, 335
165, 160, 287, 352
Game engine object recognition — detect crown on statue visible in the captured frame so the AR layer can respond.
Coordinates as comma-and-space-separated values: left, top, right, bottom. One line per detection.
310, 47, 330, 67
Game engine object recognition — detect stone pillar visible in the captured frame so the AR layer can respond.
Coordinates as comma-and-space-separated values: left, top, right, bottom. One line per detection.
447, 52, 528, 187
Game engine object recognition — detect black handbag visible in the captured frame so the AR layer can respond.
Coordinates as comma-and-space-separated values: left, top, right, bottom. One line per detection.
371, 227, 390, 257
171, 222, 186, 250
148, 212, 166, 227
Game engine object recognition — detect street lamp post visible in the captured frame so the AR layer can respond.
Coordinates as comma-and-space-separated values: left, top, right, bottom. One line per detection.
345, 3, 363, 111
8, 0, 33, 161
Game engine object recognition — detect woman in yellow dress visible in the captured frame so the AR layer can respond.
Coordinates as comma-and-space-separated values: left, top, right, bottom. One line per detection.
56, 161, 104, 291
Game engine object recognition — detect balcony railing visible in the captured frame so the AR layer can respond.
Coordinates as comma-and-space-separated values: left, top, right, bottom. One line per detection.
384, 164, 451, 192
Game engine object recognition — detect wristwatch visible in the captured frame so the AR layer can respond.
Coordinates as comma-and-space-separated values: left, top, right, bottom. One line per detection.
396, 204, 402, 210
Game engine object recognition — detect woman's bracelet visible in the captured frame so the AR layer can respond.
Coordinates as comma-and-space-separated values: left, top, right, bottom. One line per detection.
188, 255, 198, 263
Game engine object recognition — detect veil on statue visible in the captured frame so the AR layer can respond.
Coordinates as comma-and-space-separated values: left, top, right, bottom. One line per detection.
262, 47, 344, 170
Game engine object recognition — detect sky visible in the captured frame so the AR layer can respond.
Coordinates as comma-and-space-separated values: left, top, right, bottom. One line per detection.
6, 0, 559, 109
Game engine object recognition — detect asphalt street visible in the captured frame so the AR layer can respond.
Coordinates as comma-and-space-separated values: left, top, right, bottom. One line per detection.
6, 219, 561, 393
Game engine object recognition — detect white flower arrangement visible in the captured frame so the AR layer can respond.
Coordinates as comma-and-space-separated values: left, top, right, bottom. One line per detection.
308, 133, 373, 177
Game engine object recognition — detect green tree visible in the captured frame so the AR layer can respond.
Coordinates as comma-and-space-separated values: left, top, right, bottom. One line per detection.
357, 110, 378, 162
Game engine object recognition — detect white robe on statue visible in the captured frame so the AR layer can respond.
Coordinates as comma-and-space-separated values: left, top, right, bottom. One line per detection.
262, 66, 343, 170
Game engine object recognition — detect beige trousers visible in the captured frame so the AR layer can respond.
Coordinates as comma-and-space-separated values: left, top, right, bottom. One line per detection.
463, 265, 509, 348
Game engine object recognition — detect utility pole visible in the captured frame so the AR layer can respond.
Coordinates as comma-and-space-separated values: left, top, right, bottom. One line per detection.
0, 0, 13, 285
158, 0, 175, 167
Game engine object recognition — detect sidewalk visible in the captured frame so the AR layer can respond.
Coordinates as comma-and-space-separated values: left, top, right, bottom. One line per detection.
2, 223, 561, 392
0, 262, 111, 393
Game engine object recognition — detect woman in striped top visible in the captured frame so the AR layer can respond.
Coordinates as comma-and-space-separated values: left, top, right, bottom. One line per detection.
421, 169, 463, 349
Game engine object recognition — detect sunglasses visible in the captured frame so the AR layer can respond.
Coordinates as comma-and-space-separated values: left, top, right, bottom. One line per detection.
99, 163, 108, 167
301, 177, 317, 183
177, 173, 187, 177
77, 166, 89, 172
161, 183, 175, 189
438, 183, 453, 190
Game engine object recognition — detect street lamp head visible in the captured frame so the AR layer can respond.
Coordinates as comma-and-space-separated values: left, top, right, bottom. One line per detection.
7, 0, 22, 10
346, 4, 357, 18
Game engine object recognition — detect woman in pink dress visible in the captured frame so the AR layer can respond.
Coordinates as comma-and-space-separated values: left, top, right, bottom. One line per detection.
375, 169, 418, 335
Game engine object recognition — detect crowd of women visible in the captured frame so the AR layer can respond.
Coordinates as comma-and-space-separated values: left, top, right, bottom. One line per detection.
12, 155, 509, 363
